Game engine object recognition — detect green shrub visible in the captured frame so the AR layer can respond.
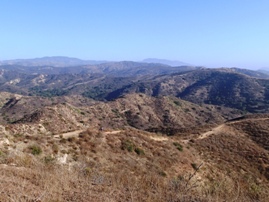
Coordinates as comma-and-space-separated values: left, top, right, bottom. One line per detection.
29, 145, 42, 155
134, 147, 145, 155
173, 142, 183, 151
121, 140, 134, 152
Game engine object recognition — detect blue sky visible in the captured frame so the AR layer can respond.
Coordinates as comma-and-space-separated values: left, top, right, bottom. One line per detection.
0, 0, 268, 69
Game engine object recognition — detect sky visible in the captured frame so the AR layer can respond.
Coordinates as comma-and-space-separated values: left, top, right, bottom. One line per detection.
0, 0, 269, 69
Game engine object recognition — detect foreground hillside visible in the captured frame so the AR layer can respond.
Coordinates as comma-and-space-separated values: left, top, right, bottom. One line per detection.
0, 92, 269, 201
1, 113, 269, 201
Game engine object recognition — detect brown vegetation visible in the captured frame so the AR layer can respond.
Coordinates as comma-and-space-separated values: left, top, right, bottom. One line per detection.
0, 91, 269, 201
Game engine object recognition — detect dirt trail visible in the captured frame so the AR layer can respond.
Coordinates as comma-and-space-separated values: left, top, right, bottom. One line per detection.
54, 129, 122, 139
104, 130, 168, 141
198, 124, 225, 139
54, 130, 84, 139
52, 117, 269, 141
103, 130, 121, 135
197, 117, 269, 140
227, 117, 269, 124
149, 136, 168, 141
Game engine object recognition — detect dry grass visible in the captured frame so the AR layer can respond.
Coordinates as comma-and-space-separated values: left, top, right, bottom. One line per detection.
1, 124, 269, 201
1, 114, 269, 201
1, 155, 264, 202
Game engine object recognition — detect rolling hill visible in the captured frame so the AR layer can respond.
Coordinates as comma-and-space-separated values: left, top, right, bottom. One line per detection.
103, 68, 269, 112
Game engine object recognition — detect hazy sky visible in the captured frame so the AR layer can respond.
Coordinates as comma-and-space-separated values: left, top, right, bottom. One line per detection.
1, 0, 268, 69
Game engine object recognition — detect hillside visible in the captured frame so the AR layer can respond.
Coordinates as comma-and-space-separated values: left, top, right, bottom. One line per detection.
0, 93, 242, 135
1, 67, 269, 113
190, 114, 269, 201
105, 69, 269, 112
0, 92, 269, 201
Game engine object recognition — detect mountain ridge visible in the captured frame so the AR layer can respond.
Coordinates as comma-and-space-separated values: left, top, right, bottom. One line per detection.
0, 56, 108, 67
142, 58, 190, 66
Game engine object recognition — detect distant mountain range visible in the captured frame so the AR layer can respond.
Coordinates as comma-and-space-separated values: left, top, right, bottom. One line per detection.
0, 56, 191, 68
142, 58, 190, 66
258, 69, 269, 75
0, 57, 200, 76
0, 56, 108, 67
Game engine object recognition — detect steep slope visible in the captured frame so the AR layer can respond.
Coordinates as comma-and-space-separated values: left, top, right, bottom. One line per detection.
0, 92, 97, 125
107, 69, 269, 112
0, 93, 243, 136
189, 114, 269, 200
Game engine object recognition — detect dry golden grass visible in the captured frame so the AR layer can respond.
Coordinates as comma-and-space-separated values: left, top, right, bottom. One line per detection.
1, 124, 269, 201
1, 155, 264, 202
1, 114, 269, 201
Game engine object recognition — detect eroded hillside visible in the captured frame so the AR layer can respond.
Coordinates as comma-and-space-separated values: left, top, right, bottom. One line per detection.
0, 93, 242, 135
0, 91, 269, 201
105, 69, 269, 112
2, 66, 269, 113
